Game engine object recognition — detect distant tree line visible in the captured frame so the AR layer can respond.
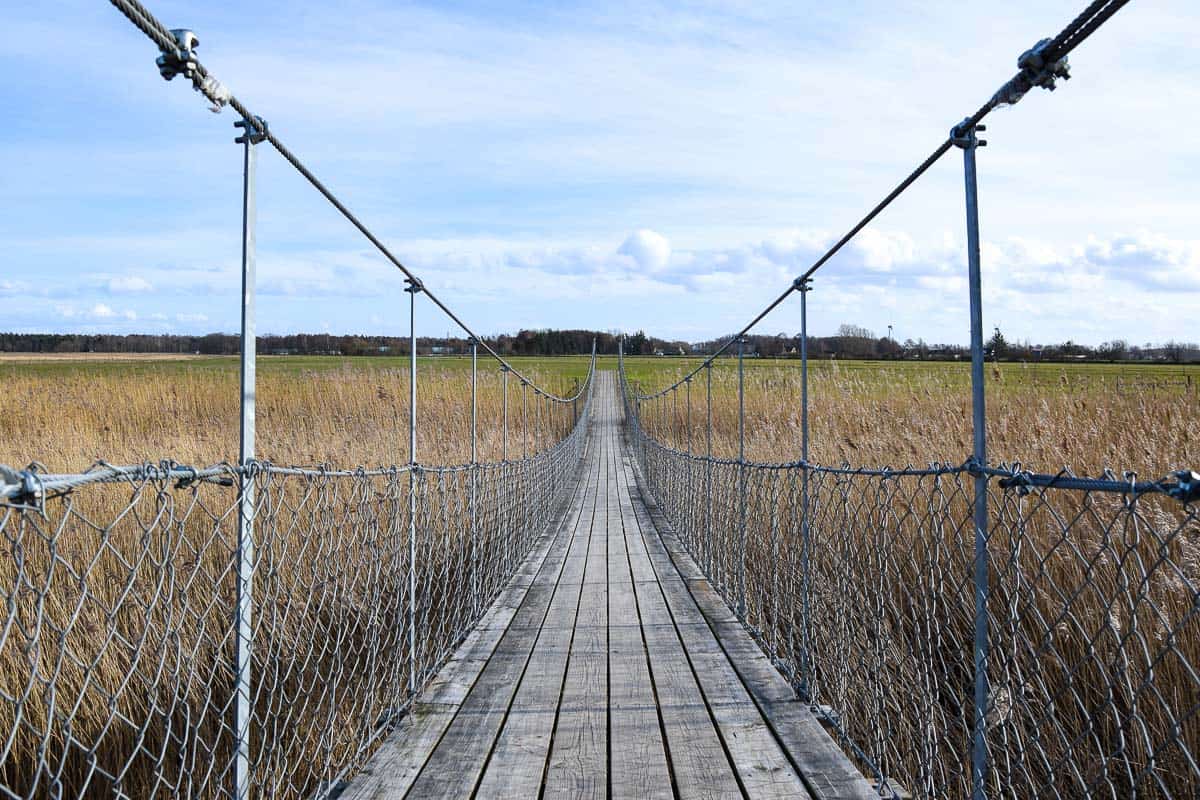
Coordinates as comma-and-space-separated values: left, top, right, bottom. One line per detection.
1, 327, 1196, 363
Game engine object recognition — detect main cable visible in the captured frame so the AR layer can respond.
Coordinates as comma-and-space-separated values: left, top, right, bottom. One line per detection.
632, 0, 1132, 400
107, 0, 588, 404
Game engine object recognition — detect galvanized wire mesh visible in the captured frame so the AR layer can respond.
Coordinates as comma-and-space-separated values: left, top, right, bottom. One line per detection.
0, 378, 592, 799
619, 361, 1200, 799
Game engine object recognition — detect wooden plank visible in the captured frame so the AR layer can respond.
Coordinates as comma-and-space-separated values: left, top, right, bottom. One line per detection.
617, 461, 809, 799
341, 464, 586, 800
344, 409, 599, 800
607, 432, 672, 799
543, 421, 611, 800
473, 429, 607, 797
626, 459, 877, 800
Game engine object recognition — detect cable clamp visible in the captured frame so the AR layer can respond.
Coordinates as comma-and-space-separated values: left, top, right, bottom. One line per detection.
404, 277, 424, 294
991, 38, 1071, 108
234, 116, 268, 145
951, 120, 987, 150
0, 465, 43, 510
155, 30, 231, 112
156, 29, 199, 82
1168, 470, 1200, 505
792, 276, 812, 292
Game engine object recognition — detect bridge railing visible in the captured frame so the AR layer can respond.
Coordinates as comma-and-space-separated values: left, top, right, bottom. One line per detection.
612, 1, 1200, 795
0, 0, 602, 797
0, 350, 593, 800
618, 349, 1199, 799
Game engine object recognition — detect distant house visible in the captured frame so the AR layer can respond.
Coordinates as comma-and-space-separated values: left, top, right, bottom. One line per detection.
430, 346, 453, 355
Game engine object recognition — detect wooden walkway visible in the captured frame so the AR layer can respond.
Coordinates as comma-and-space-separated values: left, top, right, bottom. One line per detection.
343, 373, 875, 799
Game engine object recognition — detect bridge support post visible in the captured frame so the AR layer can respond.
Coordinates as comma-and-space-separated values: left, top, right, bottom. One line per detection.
685, 377, 691, 454
501, 366, 509, 575
469, 338, 478, 618
737, 336, 746, 617
954, 119, 990, 800
233, 115, 265, 800
797, 277, 812, 701
405, 277, 423, 696
705, 362, 713, 581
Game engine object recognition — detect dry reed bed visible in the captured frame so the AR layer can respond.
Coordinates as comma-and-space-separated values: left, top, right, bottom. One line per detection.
0, 364, 579, 472
0, 364, 587, 798
632, 363, 1199, 798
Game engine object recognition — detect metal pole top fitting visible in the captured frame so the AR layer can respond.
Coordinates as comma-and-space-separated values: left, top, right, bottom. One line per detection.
951, 121, 987, 149
234, 116, 268, 145
404, 277, 424, 294
792, 276, 812, 292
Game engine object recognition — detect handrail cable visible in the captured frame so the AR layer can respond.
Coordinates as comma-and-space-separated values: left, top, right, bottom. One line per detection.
630, 0, 1130, 400
107, 0, 590, 403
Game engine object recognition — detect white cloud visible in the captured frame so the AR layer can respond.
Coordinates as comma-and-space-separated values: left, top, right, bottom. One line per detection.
619, 229, 672, 273
176, 312, 209, 323
91, 303, 116, 319
107, 276, 153, 293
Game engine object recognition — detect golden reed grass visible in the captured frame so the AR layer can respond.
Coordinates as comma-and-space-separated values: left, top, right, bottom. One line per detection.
636, 361, 1199, 797
0, 359, 581, 798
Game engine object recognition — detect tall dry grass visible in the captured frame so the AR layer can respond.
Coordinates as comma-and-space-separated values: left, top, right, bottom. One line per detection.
635, 360, 1196, 477
632, 361, 1199, 798
0, 359, 587, 798
0, 362, 580, 471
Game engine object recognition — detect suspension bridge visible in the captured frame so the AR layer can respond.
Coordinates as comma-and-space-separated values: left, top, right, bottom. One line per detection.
3, 1, 1199, 799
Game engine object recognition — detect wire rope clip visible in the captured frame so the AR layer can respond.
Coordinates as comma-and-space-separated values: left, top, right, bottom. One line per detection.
156, 29, 200, 82
992, 38, 1071, 108
404, 277, 424, 294
234, 116, 268, 145
1169, 470, 1200, 505
792, 276, 812, 292
950, 121, 986, 150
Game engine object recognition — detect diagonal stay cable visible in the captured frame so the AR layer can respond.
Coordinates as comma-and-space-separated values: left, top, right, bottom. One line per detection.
631, 0, 1132, 400
107, 0, 587, 404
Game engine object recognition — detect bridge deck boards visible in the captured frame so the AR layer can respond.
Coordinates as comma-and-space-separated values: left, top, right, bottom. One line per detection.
342, 373, 876, 800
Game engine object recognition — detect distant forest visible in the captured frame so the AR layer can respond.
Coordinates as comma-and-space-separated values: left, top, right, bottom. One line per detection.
1, 328, 1197, 363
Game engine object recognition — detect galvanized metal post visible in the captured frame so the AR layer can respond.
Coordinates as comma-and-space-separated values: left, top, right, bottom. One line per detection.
501, 365, 510, 573
685, 377, 691, 454
469, 338, 478, 617
502, 366, 509, 462
705, 362, 713, 579
954, 119, 990, 800
673, 385, 679, 445
405, 277, 422, 695
797, 276, 812, 700
233, 116, 264, 800
522, 381, 528, 460
737, 337, 748, 616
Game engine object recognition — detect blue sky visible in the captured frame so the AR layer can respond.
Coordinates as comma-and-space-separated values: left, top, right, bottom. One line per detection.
2, 0, 1198, 344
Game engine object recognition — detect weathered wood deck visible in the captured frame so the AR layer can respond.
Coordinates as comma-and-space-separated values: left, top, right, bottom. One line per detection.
343, 373, 875, 799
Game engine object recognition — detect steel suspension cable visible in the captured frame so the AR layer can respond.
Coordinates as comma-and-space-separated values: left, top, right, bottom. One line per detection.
632, 0, 1134, 400
107, 0, 589, 403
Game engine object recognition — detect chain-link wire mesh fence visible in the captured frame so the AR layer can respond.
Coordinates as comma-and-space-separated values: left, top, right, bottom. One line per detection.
0, 371, 592, 799
619, 358, 1200, 799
